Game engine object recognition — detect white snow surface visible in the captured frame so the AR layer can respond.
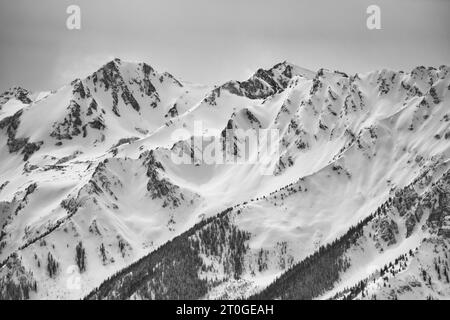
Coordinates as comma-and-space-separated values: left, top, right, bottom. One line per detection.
0, 61, 449, 299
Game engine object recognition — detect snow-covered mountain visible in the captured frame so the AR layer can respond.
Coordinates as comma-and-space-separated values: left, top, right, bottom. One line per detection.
1, 59, 449, 300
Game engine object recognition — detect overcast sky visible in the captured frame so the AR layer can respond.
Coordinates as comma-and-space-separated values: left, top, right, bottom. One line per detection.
0, 0, 449, 92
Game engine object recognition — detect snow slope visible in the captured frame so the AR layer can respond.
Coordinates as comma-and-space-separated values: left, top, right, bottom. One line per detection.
1, 61, 449, 300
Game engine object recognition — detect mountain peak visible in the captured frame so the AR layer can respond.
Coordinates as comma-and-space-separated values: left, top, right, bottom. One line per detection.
1, 58, 450, 301
270, 61, 315, 79
254, 61, 314, 80
105, 57, 122, 66
0, 86, 32, 105
0, 86, 30, 96
217, 61, 315, 100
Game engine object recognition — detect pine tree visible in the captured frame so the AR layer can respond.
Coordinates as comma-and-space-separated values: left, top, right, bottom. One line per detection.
46, 252, 59, 278
75, 241, 86, 272
100, 243, 107, 264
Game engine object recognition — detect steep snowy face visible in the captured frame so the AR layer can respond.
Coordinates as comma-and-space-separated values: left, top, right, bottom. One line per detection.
86, 64, 450, 300
0, 59, 210, 166
248, 160, 450, 300
0, 60, 449, 300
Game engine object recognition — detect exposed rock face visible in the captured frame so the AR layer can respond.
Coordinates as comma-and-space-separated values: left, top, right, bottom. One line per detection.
165, 104, 178, 118
0, 87, 32, 106
71, 79, 87, 99
405, 213, 417, 238
91, 59, 141, 114
220, 62, 306, 99
243, 108, 262, 128
0, 110, 43, 160
141, 63, 157, 97
50, 100, 83, 140
142, 150, 184, 208
378, 219, 399, 246
88, 116, 106, 131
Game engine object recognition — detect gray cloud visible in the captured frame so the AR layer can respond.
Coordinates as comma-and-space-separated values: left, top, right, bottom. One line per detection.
0, 0, 449, 92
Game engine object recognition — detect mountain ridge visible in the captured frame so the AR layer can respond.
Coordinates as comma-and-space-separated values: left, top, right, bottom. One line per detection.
0, 60, 449, 300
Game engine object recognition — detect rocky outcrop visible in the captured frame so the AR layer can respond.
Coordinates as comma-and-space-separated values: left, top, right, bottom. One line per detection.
0, 110, 43, 161
220, 62, 306, 100
142, 150, 183, 208
50, 100, 83, 140
0, 87, 32, 106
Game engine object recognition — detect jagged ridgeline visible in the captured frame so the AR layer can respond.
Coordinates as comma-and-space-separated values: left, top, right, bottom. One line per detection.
1, 60, 449, 300
86, 208, 250, 299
